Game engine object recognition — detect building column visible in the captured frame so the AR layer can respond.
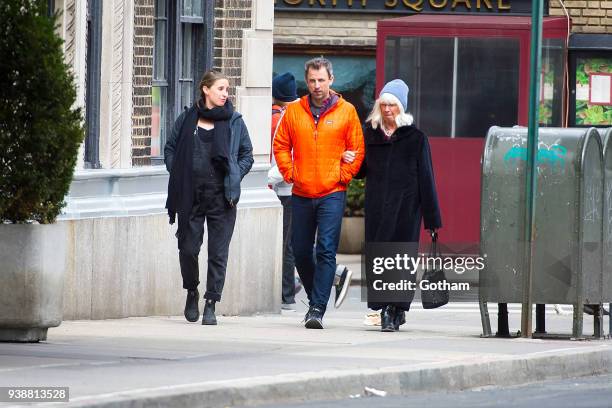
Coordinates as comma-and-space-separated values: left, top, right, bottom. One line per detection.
237, 0, 274, 164
56, 0, 88, 169
99, 0, 135, 169
213, 0, 274, 164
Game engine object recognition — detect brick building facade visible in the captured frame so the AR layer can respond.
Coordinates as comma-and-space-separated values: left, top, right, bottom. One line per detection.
128, 0, 256, 166
213, 0, 253, 97
550, 1, 612, 33
129, 0, 255, 166
132, 0, 155, 166
53, 0, 270, 169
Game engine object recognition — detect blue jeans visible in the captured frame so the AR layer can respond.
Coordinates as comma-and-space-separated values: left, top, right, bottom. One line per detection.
291, 191, 346, 309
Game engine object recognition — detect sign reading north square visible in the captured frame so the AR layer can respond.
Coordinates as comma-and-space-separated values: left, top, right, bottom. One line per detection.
274, 0, 547, 16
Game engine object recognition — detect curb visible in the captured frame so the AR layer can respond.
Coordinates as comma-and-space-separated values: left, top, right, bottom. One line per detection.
48, 345, 612, 408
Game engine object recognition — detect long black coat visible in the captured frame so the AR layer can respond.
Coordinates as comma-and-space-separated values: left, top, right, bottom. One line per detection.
358, 123, 442, 311
359, 123, 442, 242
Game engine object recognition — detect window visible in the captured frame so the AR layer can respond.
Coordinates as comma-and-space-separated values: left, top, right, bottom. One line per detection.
151, 0, 168, 158
385, 37, 455, 137
178, 1, 205, 111
385, 36, 520, 138
572, 55, 612, 126
539, 38, 564, 127
455, 38, 520, 137
151, 0, 211, 163
84, 0, 103, 168
47, 0, 55, 16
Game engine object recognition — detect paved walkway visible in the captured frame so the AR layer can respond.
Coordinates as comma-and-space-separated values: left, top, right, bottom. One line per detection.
0, 289, 611, 407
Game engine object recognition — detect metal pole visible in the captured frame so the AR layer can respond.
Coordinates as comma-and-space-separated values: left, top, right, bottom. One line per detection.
521, 0, 544, 338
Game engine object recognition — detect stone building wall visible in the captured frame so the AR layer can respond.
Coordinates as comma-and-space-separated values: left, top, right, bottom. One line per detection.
273, 11, 382, 48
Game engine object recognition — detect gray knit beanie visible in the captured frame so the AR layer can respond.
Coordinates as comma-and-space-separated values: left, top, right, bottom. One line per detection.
379, 79, 409, 112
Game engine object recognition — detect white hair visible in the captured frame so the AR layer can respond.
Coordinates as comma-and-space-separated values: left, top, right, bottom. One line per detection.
366, 93, 414, 130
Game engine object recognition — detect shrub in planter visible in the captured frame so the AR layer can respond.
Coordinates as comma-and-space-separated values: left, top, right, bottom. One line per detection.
0, 0, 84, 342
0, 0, 83, 224
339, 179, 365, 254
344, 178, 365, 217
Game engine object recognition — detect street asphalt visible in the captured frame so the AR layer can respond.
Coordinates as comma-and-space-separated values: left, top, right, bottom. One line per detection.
254, 374, 612, 408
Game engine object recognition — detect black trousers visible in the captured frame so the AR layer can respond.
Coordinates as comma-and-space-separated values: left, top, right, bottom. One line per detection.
178, 183, 237, 302
279, 195, 296, 304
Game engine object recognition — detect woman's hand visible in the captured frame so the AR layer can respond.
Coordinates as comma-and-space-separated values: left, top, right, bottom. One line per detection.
342, 150, 356, 164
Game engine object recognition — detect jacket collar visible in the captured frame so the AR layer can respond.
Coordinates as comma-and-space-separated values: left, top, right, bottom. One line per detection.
365, 123, 416, 145
299, 90, 343, 116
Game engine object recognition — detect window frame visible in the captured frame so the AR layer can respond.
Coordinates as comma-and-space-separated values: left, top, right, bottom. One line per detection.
569, 51, 612, 127
151, 0, 169, 160
84, 0, 103, 168
150, 0, 212, 165
385, 35, 522, 138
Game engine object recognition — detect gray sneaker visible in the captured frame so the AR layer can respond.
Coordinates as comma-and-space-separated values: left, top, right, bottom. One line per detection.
334, 264, 352, 308
281, 303, 296, 312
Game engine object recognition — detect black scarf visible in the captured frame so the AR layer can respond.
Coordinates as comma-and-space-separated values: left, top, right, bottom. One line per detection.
166, 99, 233, 232
196, 99, 232, 174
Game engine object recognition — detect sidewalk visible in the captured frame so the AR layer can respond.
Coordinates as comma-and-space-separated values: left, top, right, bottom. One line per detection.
0, 289, 611, 408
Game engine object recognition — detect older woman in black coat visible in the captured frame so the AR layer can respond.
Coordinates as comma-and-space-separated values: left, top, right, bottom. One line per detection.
346, 79, 442, 332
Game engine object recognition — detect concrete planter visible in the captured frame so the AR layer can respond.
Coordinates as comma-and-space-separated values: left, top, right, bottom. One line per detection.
338, 216, 365, 254
0, 223, 66, 342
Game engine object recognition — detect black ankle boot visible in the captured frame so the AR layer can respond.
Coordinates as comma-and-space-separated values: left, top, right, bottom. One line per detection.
381, 305, 396, 332
394, 309, 406, 331
202, 299, 217, 325
184, 289, 199, 323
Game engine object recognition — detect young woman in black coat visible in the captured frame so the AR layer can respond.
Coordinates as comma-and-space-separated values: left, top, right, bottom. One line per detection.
345, 79, 442, 332
164, 71, 254, 326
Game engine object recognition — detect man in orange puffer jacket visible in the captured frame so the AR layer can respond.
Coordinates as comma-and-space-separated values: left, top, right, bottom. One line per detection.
274, 57, 364, 329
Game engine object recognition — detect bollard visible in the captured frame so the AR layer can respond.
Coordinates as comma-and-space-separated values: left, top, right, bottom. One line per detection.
535, 304, 546, 334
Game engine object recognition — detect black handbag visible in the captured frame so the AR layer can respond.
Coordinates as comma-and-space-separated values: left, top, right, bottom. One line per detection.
420, 231, 449, 309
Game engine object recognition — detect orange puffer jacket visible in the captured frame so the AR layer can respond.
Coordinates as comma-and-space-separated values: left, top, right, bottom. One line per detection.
273, 94, 364, 198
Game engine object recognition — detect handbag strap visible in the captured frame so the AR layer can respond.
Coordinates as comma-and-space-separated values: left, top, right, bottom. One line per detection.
429, 230, 439, 258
